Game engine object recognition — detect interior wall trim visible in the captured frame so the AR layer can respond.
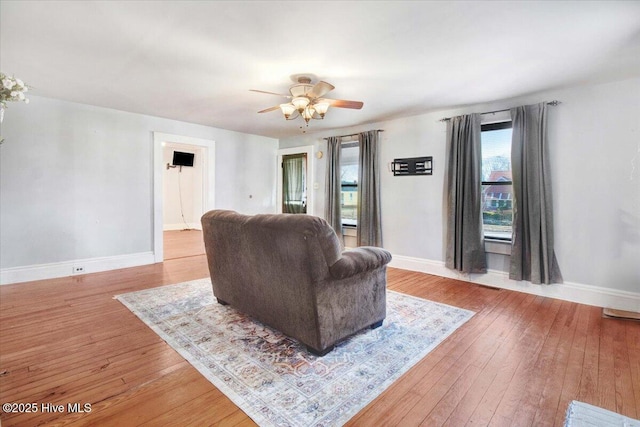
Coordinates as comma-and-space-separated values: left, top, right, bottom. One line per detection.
389, 254, 640, 312
0, 252, 155, 285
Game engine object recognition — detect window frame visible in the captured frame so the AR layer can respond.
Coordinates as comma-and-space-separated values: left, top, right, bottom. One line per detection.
340, 141, 359, 227
481, 120, 513, 243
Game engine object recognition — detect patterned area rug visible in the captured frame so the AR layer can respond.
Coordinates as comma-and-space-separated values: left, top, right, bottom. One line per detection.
564, 401, 640, 426
116, 278, 474, 426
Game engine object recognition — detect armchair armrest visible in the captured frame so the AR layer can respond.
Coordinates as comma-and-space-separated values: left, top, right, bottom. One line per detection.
329, 247, 392, 279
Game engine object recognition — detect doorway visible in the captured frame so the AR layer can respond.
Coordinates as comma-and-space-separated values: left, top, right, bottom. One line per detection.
277, 146, 314, 215
281, 153, 308, 213
163, 143, 204, 230
162, 142, 206, 260
153, 132, 216, 262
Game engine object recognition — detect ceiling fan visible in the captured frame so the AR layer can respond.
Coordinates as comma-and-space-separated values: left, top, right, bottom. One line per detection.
250, 76, 363, 125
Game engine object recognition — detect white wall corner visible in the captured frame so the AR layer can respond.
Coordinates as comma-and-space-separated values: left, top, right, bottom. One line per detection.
0, 252, 156, 285
389, 254, 640, 312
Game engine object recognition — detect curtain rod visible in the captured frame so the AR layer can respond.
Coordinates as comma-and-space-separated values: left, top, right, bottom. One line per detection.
438, 100, 561, 122
323, 130, 384, 140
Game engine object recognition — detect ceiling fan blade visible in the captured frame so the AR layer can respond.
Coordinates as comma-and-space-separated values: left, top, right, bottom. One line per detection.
325, 99, 364, 109
250, 89, 291, 98
307, 81, 335, 99
258, 105, 281, 114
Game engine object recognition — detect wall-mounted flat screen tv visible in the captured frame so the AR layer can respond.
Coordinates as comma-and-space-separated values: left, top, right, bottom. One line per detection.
173, 151, 195, 167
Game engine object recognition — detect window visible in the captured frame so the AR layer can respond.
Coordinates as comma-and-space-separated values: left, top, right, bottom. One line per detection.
341, 143, 359, 226
481, 121, 513, 241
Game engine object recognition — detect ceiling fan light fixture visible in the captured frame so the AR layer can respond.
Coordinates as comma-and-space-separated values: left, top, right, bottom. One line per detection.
313, 101, 330, 118
253, 76, 363, 131
302, 105, 315, 123
291, 96, 310, 112
290, 79, 313, 97
279, 103, 296, 119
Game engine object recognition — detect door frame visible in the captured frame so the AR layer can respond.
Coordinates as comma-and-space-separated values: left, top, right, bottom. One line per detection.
277, 146, 314, 215
153, 132, 216, 262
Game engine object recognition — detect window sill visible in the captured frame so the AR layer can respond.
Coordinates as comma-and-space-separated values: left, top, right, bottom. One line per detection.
484, 239, 512, 255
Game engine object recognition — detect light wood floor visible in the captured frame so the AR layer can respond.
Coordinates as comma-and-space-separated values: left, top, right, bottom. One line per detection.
1, 231, 638, 426
163, 230, 206, 260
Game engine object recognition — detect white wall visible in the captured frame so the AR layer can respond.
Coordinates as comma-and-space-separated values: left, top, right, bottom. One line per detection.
280, 77, 640, 310
0, 95, 278, 283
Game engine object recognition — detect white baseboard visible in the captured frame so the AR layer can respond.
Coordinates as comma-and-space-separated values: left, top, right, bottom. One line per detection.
163, 223, 202, 231
0, 252, 156, 285
3, 251, 637, 313
389, 254, 640, 313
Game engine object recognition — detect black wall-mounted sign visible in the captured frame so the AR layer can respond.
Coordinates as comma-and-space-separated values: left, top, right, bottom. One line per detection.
392, 156, 433, 176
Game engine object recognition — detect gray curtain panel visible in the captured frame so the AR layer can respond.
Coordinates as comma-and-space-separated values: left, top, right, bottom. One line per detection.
357, 130, 382, 247
282, 154, 307, 214
510, 103, 563, 284
324, 136, 343, 242
445, 113, 487, 274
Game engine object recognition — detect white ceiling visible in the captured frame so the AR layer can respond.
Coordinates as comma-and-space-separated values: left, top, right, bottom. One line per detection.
2, 1, 639, 139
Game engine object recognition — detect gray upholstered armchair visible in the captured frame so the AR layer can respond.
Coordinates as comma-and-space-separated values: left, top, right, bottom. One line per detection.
201, 210, 392, 355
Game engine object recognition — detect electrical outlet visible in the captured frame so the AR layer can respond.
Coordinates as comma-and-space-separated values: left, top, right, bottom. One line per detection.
73, 266, 85, 274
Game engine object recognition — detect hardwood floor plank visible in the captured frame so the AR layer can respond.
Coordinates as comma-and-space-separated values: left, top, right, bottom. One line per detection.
464, 296, 553, 426
597, 317, 618, 413
628, 321, 640, 419
419, 363, 483, 425
60, 367, 212, 426
163, 230, 205, 260
531, 301, 580, 426
139, 391, 233, 426
553, 303, 591, 426
576, 306, 603, 405
612, 318, 638, 419
505, 298, 565, 426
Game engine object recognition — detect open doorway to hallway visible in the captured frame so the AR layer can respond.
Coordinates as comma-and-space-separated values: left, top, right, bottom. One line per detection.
153, 132, 215, 262
162, 143, 206, 259
277, 145, 315, 215
163, 143, 205, 229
